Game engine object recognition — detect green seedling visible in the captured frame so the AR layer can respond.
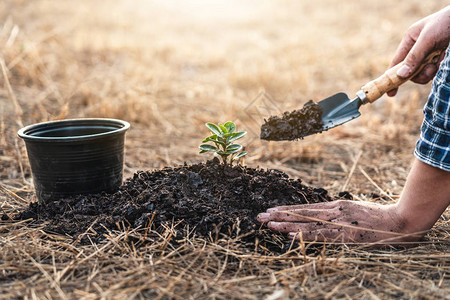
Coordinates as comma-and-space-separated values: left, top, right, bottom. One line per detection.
199, 121, 247, 165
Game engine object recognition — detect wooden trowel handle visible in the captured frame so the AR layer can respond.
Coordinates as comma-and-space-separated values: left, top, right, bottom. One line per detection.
360, 50, 442, 103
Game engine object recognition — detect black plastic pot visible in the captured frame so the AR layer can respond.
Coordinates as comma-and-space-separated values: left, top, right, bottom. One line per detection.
18, 118, 130, 203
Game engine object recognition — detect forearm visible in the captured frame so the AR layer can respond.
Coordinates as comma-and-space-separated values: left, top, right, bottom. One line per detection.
395, 159, 450, 234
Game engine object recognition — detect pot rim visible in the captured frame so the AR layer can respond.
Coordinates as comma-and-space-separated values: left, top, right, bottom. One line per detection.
17, 118, 130, 143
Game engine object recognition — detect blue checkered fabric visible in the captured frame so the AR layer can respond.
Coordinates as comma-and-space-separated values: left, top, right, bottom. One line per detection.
415, 46, 450, 171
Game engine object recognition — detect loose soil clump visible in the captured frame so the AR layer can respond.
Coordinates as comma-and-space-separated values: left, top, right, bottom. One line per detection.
260, 100, 324, 141
18, 158, 346, 253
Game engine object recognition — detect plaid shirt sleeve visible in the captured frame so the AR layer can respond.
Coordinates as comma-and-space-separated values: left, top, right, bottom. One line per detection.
414, 45, 450, 171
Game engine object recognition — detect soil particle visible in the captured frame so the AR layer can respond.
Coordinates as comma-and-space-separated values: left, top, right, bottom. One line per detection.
17, 158, 343, 252
260, 100, 324, 141
338, 191, 353, 200
369, 193, 390, 201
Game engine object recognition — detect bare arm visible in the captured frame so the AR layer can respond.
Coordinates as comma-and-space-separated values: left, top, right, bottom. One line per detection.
257, 8, 450, 245
396, 159, 450, 234
257, 159, 450, 245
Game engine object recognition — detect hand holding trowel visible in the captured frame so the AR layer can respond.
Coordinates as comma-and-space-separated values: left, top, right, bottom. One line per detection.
260, 50, 442, 141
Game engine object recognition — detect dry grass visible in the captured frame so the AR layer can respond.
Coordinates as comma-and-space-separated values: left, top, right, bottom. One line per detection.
1, 0, 449, 298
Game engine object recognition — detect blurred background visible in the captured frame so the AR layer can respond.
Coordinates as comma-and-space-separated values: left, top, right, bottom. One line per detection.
0, 0, 446, 202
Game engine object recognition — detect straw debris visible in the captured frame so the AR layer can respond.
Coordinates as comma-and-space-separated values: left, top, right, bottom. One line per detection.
1, 0, 448, 298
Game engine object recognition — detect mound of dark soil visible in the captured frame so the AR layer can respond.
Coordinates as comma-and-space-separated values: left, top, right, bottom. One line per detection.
260, 100, 324, 141
18, 158, 349, 252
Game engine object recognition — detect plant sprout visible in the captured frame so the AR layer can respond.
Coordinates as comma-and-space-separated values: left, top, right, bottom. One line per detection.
199, 121, 247, 165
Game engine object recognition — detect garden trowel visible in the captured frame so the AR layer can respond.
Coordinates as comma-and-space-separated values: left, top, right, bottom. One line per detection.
315, 50, 442, 134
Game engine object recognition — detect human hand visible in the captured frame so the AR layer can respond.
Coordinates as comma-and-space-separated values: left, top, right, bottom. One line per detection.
257, 200, 423, 245
387, 6, 450, 97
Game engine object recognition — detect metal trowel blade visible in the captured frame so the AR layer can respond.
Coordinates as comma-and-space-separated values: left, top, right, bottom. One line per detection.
317, 92, 362, 132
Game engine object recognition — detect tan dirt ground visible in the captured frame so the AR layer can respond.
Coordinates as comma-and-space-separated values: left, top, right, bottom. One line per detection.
1, 0, 449, 299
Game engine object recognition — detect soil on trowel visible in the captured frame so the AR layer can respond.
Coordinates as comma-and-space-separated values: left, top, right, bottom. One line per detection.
260, 100, 324, 141
17, 158, 350, 253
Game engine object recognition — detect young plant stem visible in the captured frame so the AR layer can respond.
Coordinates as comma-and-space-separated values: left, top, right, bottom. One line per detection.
199, 122, 247, 166
221, 142, 228, 165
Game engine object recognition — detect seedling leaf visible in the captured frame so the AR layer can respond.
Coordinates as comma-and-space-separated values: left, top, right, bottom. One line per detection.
233, 151, 248, 160
202, 134, 217, 143
200, 121, 248, 165
199, 144, 218, 151
224, 121, 236, 133
228, 131, 247, 142
218, 123, 228, 133
203, 136, 225, 146
226, 144, 242, 151
206, 123, 222, 137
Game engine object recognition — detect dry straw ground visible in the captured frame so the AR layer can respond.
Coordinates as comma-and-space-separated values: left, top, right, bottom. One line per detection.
1, 0, 449, 299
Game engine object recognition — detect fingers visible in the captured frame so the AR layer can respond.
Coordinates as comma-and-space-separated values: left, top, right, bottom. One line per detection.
410, 63, 438, 84
388, 56, 439, 96
265, 200, 343, 213
397, 44, 426, 78
390, 30, 417, 68
258, 208, 339, 223
411, 51, 446, 84
258, 200, 354, 223
396, 24, 438, 78
387, 33, 438, 96
388, 7, 450, 93
266, 220, 339, 233
387, 88, 398, 97
389, 18, 426, 69
390, 20, 432, 78
388, 63, 435, 96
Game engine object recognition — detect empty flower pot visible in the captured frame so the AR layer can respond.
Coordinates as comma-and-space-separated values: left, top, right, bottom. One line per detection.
18, 118, 130, 203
